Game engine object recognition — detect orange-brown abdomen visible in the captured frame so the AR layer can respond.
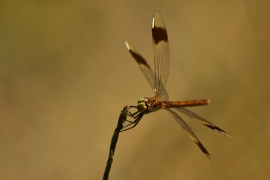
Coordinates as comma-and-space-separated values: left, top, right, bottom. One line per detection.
163, 99, 210, 108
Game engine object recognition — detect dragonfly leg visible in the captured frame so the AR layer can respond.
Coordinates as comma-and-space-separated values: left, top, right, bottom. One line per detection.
120, 114, 143, 132
126, 106, 140, 117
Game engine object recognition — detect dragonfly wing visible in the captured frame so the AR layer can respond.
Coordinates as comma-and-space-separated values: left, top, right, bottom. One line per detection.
124, 38, 157, 94
174, 107, 234, 138
166, 109, 219, 167
152, 11, 170, 100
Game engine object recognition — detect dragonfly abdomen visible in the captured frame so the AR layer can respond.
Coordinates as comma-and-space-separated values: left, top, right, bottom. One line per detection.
163, 99, 210, 108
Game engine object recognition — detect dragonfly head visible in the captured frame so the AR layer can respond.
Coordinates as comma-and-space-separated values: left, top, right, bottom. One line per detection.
137, 97, 148, 112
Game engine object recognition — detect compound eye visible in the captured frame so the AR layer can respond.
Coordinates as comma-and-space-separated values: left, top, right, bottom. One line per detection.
137, 102, 147, 112
138, 97, 145, 104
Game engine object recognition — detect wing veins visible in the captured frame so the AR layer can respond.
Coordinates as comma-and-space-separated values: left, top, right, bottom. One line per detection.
152, 11, 170, 100
166, 109, 219, 168
174, 107, 234, 139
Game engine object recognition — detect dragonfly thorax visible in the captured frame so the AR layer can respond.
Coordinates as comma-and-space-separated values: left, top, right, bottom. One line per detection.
137, 97, 161, 114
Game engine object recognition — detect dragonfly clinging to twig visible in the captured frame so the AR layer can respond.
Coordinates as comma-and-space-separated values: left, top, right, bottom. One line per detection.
123, 11, 234, 167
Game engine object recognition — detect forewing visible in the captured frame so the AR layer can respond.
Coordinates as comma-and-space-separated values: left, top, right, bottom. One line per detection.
166, 109, 219, 167
174, 107, 234, 138
152, 11, 170, 100
124, 38, 157, 94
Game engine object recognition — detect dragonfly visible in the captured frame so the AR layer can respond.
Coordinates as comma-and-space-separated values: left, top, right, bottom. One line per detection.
123, 11, 234, 167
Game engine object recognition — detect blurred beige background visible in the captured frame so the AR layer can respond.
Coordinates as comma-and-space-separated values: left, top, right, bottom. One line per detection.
1, 0, 270, 180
